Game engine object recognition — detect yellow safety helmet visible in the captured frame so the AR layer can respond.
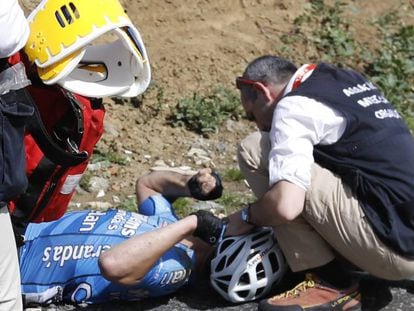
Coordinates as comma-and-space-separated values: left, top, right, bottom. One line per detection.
24, 0, 151, 98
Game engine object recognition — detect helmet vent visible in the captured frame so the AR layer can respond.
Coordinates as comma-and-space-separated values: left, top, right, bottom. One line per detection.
218, 275, 232, 282
238, 290, 250, 299
216, 257, 226, 272
252, 239, 267, 249
55, 3, 80, 28
246, 250, 259, 262
227, 243, 244, 266
239, 272, 250, 285
216, 280, 229, 292
256, 286, 265, 297
268, 252, 279, 273
256, 262, 266, 280
252, 230, 268, 241
219, 238, 234, 252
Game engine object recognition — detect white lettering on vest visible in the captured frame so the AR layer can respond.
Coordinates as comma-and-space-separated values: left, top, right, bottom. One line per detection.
343, 82, 376, 97
42, 244, 111, 267
357, 95, 389, 108
79, 211, 107, 232
375, 108, 401, 119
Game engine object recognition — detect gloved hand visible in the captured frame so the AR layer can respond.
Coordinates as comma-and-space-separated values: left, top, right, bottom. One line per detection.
191, 210, 228, 245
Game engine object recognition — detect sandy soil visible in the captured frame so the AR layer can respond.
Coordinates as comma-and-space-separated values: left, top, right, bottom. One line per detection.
19, 0, 410, 207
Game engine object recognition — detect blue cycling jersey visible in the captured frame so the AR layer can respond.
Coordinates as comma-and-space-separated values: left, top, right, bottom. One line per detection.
19, 196, 195, 306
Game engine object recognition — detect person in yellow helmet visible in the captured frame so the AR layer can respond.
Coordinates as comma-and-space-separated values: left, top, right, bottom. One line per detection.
9, 0, 152, 233
4, 1, 152, 309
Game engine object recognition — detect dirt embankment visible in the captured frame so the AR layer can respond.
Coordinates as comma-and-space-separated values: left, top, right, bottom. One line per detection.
20, 0, 407, 206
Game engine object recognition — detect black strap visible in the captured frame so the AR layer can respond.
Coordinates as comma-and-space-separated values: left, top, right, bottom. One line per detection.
16, 157, 56, 217
52, 90, 85, 153
29, 164, 67, 221
24, 88, 88, 167
11, 157, 56, 234
0, 57, 9, 72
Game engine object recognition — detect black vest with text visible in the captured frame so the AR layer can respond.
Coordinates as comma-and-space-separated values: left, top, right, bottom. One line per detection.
285, 62, 414, 258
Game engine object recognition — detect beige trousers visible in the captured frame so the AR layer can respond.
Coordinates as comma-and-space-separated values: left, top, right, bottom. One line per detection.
238, 131, 414, 280
0, 205, 22, 311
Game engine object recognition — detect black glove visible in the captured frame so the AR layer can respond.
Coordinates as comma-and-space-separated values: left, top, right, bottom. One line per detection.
191, 210, 228, 245
187, 171, 223, 201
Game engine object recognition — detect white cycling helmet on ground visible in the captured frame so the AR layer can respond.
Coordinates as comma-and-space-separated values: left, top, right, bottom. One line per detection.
24, 0, 151, 98
210, 227, 287, 303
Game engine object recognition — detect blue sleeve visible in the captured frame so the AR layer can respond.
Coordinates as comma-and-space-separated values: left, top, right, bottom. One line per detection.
139, 194, 178, 222
20, 209, 195, 305
139, 245, 194, 297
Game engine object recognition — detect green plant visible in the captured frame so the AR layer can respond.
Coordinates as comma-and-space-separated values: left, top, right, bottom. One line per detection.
91, 149, 128, 165
92, 141, 129, 166
116, 196, 137, 212
155, 84, 166, 110
138, 82, 166, 115
283, 0, 359, 66
78, 171, 92, 192
172, 191, 254, 218
363, 12, 414, 130
313, 1, 357, 63
222, 168, 245, 182
169, 86, 244, 137
216, 191, 254, 215
172, 197, 196, 218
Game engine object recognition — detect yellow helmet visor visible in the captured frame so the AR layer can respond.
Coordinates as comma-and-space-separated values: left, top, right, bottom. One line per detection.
25, 0, 132, 67
25, 0, 151, 97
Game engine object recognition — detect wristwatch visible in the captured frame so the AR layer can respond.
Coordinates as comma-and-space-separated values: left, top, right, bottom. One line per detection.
241, 203, 254, 225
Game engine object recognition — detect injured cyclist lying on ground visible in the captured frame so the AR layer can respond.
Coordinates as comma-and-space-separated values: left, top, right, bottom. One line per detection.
19, 168, 287, 307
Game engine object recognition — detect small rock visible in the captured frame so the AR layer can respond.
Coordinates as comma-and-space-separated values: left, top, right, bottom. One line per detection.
191, 201, 224, 211
112, 195, 121, 204
104, 122, 120, 137
187, 147, 209, 158
96, 189, 105, 198
84, 201, 113, 210
87, 161, 110, 171
88, 177, 110, 193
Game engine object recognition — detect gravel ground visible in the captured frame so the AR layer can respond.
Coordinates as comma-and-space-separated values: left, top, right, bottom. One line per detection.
26, 274, 414, 311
